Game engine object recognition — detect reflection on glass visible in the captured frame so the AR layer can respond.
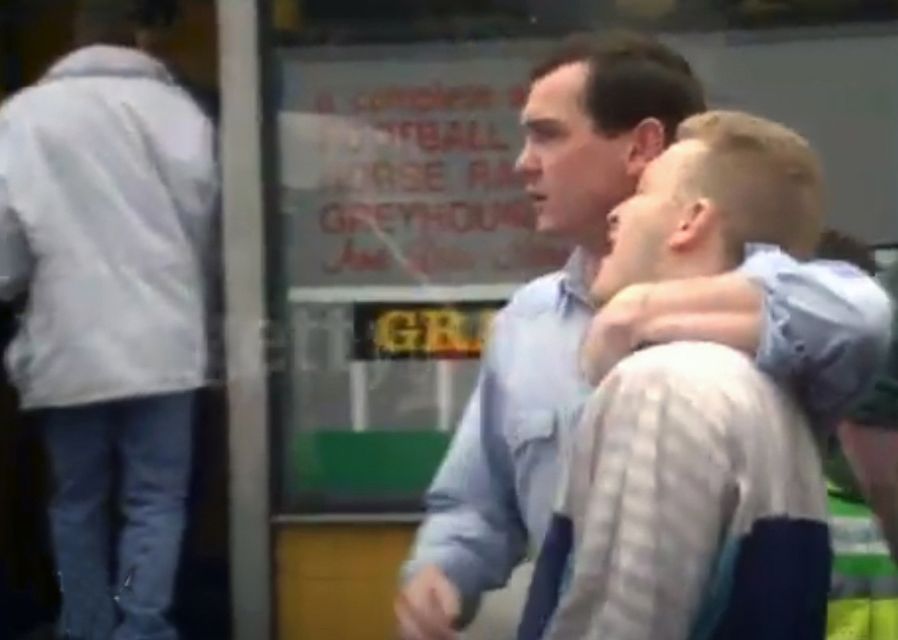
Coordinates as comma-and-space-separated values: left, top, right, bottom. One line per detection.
266, 0, 898, 514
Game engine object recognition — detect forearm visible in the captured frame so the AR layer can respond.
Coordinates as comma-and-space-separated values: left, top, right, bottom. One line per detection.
405, 356, 527, 623
580, 276, 762, 386
634, 247, 892, 418
632, 274, 763, 352
868, 483, 898, 563
406, 508, 525, 621
838, 420, 898, 562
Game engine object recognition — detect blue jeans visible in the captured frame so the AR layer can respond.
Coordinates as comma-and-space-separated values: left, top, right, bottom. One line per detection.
39, 391, 196, 640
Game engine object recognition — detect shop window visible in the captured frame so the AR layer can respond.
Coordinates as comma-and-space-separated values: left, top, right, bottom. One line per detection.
271, 37, 563, 512
265, 0, 898, 514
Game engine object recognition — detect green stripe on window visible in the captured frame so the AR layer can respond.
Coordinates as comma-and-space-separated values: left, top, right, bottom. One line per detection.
291, 431, 451, 495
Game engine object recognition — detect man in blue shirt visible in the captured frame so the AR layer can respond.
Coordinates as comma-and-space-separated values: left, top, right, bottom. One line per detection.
395, 32, 891, 640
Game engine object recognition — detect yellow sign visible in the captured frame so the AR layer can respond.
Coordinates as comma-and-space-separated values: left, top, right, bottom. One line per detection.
354, 302, 501, 360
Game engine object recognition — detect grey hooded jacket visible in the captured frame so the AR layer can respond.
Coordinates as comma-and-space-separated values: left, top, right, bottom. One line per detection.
0, 45, 218, 409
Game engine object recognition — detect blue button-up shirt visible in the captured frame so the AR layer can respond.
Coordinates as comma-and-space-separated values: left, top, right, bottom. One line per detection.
404, 244, 892, 620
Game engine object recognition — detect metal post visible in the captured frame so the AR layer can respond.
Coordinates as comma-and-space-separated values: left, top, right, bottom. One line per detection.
217, 0, 272, 637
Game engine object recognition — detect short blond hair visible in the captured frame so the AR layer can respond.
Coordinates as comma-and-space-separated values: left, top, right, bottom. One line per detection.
676, 110, 824, 260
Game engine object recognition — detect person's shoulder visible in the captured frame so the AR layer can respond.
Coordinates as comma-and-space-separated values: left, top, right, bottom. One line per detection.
612, 342, 802, 425
502, 270, 566, 318
487, 270, 566, 345
0, 87, 68, 149
0, 77, 101, 132
0, 84, 49, 121
615, 342, 755, 385
482, 269, 568, 364
595, 344, 783, 446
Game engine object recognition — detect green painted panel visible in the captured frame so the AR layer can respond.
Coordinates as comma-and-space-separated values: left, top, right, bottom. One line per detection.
292, 430, 451, 495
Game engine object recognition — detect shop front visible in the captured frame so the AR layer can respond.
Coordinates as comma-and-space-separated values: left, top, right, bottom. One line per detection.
4, 0, 898, 638
217, 2, 898, 638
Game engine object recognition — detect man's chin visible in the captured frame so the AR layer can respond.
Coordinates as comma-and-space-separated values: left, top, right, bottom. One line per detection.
535, 217, 610, 255
533, 214, 557, 234
534, 216, 575, 239
587, 278, 605, 303
589, 287, 608, 306
589, 275, 622, 306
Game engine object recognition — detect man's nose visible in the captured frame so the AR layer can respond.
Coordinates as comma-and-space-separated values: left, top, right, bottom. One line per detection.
514, 143, 539, 177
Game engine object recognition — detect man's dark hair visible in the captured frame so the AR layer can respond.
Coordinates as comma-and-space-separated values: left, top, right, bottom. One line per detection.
530, 31, 706, 143
76, 0, 178, 47
133, 0, 179, 29
815, 228, 877, 275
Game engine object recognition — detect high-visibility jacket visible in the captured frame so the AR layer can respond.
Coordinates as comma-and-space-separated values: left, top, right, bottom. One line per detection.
827, 484, 898, 639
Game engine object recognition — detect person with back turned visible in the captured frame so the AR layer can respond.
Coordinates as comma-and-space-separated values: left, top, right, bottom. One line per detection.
0, 1, 218, 638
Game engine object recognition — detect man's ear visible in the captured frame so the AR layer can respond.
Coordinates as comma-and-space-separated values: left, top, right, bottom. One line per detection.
668, 198, 718, 252
625, 118, 666, 179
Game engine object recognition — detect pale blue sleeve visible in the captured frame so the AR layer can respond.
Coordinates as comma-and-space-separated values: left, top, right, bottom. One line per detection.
402, 314, 528, 623
740, 244, 892, 422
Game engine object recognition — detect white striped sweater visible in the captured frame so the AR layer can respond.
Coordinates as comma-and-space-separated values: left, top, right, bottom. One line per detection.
519, 342, 831, 640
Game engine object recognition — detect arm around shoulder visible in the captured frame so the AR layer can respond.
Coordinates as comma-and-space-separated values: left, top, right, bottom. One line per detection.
743, 245, 892, 419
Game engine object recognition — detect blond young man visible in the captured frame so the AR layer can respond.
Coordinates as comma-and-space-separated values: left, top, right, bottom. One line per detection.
521, 112, 835, 640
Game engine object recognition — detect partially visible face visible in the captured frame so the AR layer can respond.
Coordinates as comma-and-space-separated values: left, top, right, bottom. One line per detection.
515, 62, 634, 251
591, 139, 706, 302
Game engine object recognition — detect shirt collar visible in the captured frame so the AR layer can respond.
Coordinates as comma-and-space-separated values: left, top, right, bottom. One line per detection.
558, 248, 597, 312
42, 45, 174, 86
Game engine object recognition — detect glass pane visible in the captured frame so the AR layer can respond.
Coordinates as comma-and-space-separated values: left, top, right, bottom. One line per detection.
264, 0, 898, 513
273, 39, 566, 512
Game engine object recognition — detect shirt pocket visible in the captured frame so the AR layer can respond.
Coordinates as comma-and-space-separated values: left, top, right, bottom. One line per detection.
508, 408, 556, 457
